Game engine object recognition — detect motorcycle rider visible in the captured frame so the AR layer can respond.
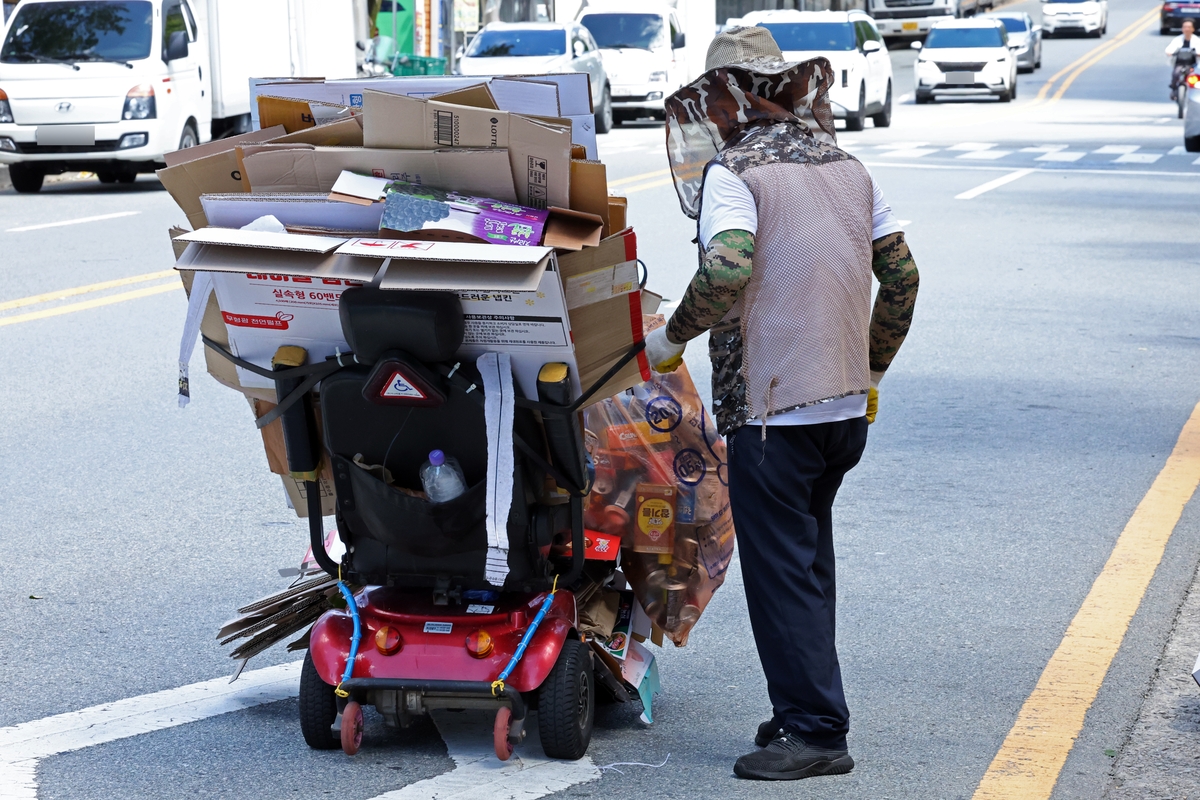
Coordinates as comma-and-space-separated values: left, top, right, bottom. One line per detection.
1166, 19, 1197, 100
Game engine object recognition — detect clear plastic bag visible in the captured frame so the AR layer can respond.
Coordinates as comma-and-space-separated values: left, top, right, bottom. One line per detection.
582, 361, 736, 646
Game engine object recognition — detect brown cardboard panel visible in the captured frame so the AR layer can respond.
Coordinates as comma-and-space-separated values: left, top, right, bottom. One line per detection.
156, 118, 364, 230
542, 207, 603, 251
361, 90, 572, 210
177, 245, 382, 282
257, 96, 357, 133
572, 291, 649, 404
557, 227, 637, 280
608, 196, 627, 234
570, 144, 588, 160
280, 475, 338, 517
430, 83, 499, 110
241, 145, 518, 203
569, 160, 610, 237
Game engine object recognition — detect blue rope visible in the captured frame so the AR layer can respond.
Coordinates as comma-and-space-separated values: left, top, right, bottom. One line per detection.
494, 589, 557, 689
338, 582, 362, 688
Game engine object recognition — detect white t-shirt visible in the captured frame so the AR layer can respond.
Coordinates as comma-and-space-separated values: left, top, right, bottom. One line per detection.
697, 164, 902, 426
1166, 34, 1198, 59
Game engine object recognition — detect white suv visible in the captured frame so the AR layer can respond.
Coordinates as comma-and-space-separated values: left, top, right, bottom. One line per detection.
736, 9, 894, 130
913, 18, 1019, 103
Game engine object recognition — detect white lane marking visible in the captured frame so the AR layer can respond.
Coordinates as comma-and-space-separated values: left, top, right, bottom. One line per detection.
1169, 145, 1188, 155
1114, 152, 1163, 164
1035, 150, 1086, 162
372, 710, 599, 800
955, 168, 1035, 200
957, 149, 1013, 160
885, 148, 939, 158
5, 211, 140, 233
864, 160, 1200, 179
875, 141, 930, 149
0, 662, 301, 798
1094, 144, 1140, 154
947, 142, 997, 151
1195, 156, 1200, 165
1020, 144, 1068, 153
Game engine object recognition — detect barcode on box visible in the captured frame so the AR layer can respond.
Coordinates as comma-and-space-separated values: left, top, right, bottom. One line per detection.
527, 156, 548, 209
434, 110, 456, 146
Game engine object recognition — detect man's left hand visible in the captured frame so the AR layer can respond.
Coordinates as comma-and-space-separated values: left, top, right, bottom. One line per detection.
866, 370, 884, 424
645, 327, 687, 373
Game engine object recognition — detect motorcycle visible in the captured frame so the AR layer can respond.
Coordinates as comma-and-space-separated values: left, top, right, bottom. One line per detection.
1172, 46, 1196, 119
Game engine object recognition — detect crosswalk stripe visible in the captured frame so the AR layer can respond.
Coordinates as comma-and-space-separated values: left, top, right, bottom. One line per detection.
1114, 153, 1162, 164
958, 150, 1013, 160
886, 148, 940, 158
947, 143, 997, 151
1035, 151, 1086, 162
1094, 144, 1140, 154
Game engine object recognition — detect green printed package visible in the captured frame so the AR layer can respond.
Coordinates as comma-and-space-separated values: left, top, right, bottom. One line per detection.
380, 182, 549, 245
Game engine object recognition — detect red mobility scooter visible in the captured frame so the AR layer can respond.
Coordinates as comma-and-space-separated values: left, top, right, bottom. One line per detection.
266, 285, 639, 761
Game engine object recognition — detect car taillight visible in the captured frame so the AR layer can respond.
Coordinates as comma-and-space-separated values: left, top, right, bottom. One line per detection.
465, 629, 494, 658
122, 84, 156, 120
375, 625, 403, 655
0, 88, 12, 124
1188, 73, 1200, 88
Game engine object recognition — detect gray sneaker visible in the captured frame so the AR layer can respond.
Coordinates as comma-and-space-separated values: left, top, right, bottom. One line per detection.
734, 732, 854, 780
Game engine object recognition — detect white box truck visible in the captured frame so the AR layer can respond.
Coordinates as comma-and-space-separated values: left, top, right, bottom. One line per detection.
866, 0, 990, 40
0, 0, 356, 192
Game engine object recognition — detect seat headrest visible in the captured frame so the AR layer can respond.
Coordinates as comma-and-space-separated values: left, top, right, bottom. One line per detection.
339, 287, 464, 365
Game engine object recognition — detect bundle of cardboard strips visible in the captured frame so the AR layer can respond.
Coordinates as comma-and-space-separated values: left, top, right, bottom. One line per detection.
162, 73, 734, 706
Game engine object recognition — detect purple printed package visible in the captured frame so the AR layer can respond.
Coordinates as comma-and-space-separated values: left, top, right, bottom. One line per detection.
380, 182, 549, 246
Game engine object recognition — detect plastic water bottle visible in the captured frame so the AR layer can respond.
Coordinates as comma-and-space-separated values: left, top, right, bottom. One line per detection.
420, 450, 467, 503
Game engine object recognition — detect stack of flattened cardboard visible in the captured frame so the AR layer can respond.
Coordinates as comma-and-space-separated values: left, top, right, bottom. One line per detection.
163, 72, 653, 520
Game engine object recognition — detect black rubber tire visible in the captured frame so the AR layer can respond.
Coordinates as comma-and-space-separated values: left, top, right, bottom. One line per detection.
96, 170, 119, 184
872, 81, 893, 127
1185, 135, 1200, 153
178, 123, 198, 152
1162, 25, 1172, 35
845, 84, 866, 131
595, 86, 613, 134
1010, 76, 1017, 99
299, 650, 340, 750
9, 163, 43, 193
117, 171, 137, 184
612, 108, 631, 127
538, 638, 595, 760
915, 91, 933, 104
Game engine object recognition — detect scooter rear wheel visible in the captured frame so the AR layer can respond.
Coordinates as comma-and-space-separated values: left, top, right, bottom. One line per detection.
341, 700, 364, 755
538, 638, 595, 760
494, 706, 515, 761
298, 651, 340, 750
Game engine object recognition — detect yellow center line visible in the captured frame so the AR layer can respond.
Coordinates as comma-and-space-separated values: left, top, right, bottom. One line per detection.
0, 281, 180, 327
973, 399, 1200, 800
608, 167, 671, 187
0, 269, 177, 312
1050, 11, 1160, 101
1035, 6, 1160, 103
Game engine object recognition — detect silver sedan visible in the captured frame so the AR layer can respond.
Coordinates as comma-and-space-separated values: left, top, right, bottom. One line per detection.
983, 11, 1043, 72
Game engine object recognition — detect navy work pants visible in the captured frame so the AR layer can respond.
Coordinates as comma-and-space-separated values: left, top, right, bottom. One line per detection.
727, 418, 868, 750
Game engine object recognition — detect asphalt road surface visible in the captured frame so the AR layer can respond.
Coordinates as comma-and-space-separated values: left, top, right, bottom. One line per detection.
3, 0, 1200, 797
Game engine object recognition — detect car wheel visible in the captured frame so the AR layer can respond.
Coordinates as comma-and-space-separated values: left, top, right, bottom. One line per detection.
872, 81, 893, 127
8, 163, 44, 194
595, 85, 613, 134
178, 123, 198, 152
915, 91, 933, 104
845, 84, 867, 131
1185, 135, 1200, 153
97, 170, 119, 184
1010, 74, 1017, 99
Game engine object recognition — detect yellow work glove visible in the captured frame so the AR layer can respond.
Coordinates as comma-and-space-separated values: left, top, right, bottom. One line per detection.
866, 370, 884, 424
645, 326, 686, 373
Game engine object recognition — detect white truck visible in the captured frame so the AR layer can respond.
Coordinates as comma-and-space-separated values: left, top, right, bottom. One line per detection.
866, 0, 991, 40
0, 0, 356, 192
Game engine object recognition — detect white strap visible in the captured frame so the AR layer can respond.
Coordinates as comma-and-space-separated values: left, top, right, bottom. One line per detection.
478, 352, 516, 587
177, 271, 214, 408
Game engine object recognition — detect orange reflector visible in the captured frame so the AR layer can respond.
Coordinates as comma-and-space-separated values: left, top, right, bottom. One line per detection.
375, 626, 403, 655
465, 629, 494, 658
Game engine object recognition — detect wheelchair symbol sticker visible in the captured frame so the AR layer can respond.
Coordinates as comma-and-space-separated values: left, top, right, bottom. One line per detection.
645, 396, 682, 433
381, 371, 426, 400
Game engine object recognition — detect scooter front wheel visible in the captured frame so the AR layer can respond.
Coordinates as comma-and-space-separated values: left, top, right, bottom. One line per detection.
341, 700, 364, 755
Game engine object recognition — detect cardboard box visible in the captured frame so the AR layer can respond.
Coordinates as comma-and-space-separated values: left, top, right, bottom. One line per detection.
608, 196, 627, 234
156, 117, 365, 229
240, 144, 518, 203
361, 90, 572, 210
380, 182, 549, 246
201, 193, 385, 234
249, 73, 598, 158
257, 95, 358, 133
570, 160, 610, 237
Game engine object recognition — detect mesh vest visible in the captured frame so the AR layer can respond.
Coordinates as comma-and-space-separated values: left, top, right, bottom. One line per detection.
705, 123, 876, 435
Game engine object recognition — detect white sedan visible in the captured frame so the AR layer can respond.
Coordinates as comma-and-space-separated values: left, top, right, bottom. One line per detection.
457, 22, 613, 132
913, 19, 1019, 103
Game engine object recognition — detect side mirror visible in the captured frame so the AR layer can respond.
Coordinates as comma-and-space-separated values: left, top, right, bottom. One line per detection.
165, 29, 189, 61
573, 40, 586, 58
863, 39, 882, 52
910, 40, 923, 50
673, 32, 687, 49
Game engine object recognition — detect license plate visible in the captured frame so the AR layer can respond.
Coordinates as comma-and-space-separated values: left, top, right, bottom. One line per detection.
946, 72, 975, 85
35, 125, 95, 146
902, 21, 919, 31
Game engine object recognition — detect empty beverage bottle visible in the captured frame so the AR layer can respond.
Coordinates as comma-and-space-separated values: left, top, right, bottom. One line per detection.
420, 450, 466, 502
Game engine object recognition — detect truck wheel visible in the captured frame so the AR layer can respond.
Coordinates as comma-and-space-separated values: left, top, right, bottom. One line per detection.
595, 86, 613, 134
872, 82, 893, 127
178, 123, 198, 152
538, 638, 594, 760
298, 651, 340, 750
845, 84, 867, 131
1186, 135, 1200, 153
97, 170, 119, 184
9, 164, 44, 194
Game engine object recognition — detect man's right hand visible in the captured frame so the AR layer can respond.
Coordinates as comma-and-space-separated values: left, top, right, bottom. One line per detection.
645, 326, 687, 373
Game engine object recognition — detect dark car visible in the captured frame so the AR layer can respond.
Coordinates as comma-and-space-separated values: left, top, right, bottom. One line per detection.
1162, 1, 1200, 34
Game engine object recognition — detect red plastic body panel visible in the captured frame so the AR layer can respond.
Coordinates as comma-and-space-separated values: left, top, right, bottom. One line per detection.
309, 588, 577, 693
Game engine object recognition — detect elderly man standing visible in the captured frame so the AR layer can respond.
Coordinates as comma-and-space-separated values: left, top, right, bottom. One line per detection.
644, 28, 919, 781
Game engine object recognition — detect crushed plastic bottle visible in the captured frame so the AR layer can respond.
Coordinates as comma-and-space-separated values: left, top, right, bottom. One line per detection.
420, 450, 467, 503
